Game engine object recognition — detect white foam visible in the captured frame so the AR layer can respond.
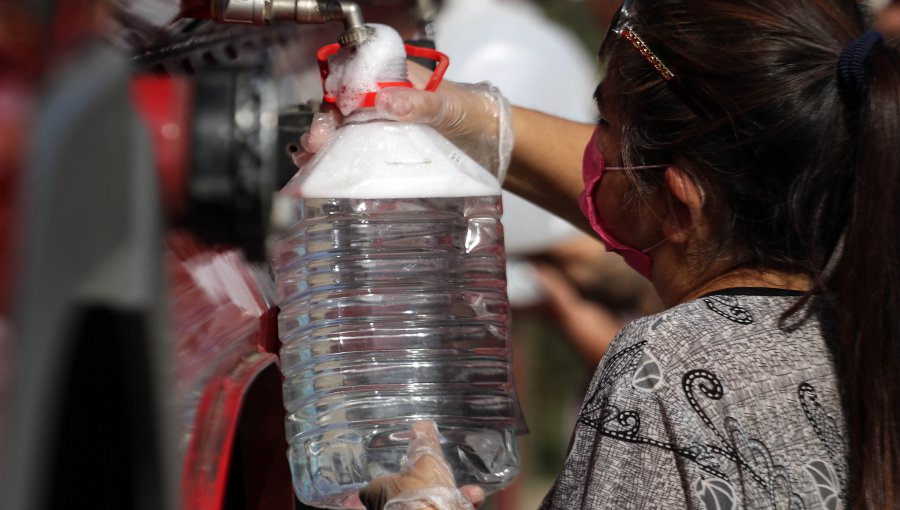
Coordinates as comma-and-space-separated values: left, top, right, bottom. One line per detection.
325, 24, 408, 116
282, 122, 501, 199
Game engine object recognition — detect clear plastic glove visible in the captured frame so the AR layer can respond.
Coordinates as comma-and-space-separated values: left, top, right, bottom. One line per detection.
374, 64, 513, 183
290, 106, 340, 169
291, 63, 513, 183
359, 422, 485, 510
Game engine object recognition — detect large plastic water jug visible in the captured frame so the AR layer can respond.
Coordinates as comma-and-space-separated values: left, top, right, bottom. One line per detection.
272, 24, 521, 509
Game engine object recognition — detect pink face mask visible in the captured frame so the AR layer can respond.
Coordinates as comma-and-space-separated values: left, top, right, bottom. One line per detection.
577, 129, 667, 280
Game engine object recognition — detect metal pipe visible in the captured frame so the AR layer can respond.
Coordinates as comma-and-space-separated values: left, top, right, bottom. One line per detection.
210, 0, 370, 45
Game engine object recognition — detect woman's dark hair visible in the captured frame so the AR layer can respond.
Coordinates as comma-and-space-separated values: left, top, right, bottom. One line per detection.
605, 0, 900, 507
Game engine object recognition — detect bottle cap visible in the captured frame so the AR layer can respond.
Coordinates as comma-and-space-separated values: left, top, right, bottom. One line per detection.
316, 43, 449, 108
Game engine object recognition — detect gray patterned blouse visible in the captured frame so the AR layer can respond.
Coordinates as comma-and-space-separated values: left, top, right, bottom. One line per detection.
540, 288, 847, 510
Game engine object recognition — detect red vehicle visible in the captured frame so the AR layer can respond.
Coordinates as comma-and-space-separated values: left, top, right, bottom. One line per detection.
0, 1, 371, 508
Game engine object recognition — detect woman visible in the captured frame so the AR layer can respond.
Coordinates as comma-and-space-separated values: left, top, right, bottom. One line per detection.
300, 0, 900, 507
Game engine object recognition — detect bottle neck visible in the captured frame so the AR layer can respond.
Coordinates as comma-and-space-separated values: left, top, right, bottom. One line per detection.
342, 106, 396, 125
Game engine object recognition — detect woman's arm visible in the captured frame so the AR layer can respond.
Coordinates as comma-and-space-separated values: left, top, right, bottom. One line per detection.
373, 66, 594, 230
505, 107, 594, 233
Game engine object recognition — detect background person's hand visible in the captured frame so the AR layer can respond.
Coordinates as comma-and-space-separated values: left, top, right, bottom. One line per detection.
534, 262, 625, 366
359, 422, 485, 510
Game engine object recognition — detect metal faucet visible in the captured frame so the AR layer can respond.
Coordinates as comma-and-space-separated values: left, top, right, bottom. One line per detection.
210, 0, 371, 46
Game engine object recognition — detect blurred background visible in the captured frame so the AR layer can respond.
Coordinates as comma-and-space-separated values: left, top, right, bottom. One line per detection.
0, 0, 894, 509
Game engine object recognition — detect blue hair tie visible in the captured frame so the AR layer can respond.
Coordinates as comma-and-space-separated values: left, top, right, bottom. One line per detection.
838, 31, 884, 94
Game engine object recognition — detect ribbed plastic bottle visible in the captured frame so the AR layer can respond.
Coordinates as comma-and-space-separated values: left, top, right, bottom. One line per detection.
272, 24, 521, 509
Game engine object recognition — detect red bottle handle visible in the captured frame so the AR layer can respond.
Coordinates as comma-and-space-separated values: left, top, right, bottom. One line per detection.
316, 43, 450, 107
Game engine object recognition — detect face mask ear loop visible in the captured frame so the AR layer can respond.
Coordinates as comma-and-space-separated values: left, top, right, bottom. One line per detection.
630, 171, 672, 255
641, 238, 667, 254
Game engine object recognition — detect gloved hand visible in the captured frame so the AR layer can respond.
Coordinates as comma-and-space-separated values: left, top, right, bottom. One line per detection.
292, 63, 513, 183
359, 422, 485, 510
374, 64, 513, 183
290, 105, 340, 170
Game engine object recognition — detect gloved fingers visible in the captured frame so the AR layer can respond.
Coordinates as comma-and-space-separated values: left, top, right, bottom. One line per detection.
382, 488, 475, 510
403, 61, 467, 98
401, 427, 484, 509
298, 131, 315, 153
359, 465, 458, 510
360, 473, 402, 510
407, 422, 443, 464
404, 60, 469, 101
300, 108, 340, 154
290, 147, 315, 170
406, 61, 434, 90
404, 451, 457, 490
290, 107, 340, 170
375, 87, 449, 127
405, 422, 456, 488
459, 485, 486, 508
360, 422, 473, 510
362, 484, 477, 510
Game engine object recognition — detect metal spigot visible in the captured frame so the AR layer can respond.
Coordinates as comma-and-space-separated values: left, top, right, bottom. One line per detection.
210, 0, 372, 46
